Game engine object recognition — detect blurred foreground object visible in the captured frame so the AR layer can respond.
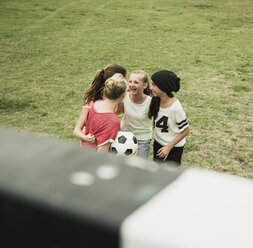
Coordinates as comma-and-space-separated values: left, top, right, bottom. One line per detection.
0, 127, 253, 248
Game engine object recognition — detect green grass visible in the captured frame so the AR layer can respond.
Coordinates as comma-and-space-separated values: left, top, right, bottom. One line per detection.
0, 0, 252, 179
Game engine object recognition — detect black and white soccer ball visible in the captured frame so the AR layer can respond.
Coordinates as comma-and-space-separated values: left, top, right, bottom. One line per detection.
110, 131, 138, 157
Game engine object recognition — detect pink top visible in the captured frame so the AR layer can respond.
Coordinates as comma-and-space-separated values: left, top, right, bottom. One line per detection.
81, 101, 121, 149
83, 101, 93, 109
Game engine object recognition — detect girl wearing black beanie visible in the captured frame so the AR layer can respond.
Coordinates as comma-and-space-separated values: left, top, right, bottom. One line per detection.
148, 70, 189, 166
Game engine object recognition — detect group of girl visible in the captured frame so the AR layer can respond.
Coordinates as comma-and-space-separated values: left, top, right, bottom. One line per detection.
73, 64, 189, 166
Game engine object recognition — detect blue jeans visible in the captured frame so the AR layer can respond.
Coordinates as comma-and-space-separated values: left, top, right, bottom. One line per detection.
137, 139, 151, 160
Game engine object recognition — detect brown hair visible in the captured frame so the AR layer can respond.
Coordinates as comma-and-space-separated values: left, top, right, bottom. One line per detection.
148, 97, 160, 120
83, 64, 127, 105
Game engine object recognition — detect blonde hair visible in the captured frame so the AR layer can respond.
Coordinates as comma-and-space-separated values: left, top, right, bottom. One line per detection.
104, 73, 127, 100
131, 70, 151, 95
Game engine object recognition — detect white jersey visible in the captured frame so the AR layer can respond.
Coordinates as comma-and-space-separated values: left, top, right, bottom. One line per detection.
154, 99, 188, 147
121, 92, 152, 140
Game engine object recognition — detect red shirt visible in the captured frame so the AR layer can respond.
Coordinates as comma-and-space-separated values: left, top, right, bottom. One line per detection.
81, 102, 121, 149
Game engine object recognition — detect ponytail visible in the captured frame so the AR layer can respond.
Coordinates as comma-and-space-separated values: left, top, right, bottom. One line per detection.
83, 69, 104, 105
83, 64, 127, 105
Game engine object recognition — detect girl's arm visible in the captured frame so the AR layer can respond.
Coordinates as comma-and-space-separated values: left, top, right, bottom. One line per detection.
73, 107, 96, 143
115, 102, 124, 115
97, 142, 111, 152
157, 126, 190, 160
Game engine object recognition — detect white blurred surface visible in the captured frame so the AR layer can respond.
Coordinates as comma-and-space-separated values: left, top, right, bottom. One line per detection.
121, 169, 253, 248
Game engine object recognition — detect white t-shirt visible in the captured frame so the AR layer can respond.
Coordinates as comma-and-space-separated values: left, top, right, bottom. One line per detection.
154, 99, 189, 147
121, 92, 152, 140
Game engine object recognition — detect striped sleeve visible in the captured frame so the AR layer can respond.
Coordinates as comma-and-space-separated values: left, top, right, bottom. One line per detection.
175, 109, 189, 131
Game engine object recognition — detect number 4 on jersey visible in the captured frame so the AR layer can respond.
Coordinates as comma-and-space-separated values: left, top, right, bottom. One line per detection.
155, 116, 169, 132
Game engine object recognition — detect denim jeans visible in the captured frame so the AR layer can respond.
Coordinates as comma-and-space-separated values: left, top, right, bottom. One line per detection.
137, 139, 151, 160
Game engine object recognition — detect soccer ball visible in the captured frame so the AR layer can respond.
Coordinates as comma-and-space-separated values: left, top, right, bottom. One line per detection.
110, 131, 138, 157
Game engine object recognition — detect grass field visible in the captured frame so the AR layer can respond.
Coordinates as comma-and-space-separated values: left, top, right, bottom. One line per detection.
0, 0, 252, 179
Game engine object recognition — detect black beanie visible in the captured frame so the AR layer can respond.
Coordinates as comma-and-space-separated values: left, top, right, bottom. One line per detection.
151, 70, 180, 93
